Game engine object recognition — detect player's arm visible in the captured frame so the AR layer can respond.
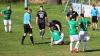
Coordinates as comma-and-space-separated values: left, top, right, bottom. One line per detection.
45, 12, 48, 25
29, 21, 32, 29
55, 24, 60, 32
51, 38, 53, 45
75, 11, 79, 21
36, 12, 39, 25
66, 13, 70, 22
36, 16, 38, 25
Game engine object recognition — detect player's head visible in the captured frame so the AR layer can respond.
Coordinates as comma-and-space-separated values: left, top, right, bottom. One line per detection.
92, 3, 96, 8
40, 5, 43, 11
7, 5, 11, 10
26, 8, 32, 13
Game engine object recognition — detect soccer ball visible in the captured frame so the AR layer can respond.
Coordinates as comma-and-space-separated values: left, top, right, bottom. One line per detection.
86, 36, 90, 41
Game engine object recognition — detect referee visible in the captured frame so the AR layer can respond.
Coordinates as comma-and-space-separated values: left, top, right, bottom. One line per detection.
36, 6, 48, 40
21, 8, 34, 45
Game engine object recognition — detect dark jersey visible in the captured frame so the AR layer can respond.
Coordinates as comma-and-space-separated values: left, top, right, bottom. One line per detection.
37, 11, 47, 23
67, 11, 78, 20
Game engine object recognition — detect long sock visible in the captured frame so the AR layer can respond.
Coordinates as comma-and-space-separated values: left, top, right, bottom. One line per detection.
70, 42, 73, 51
30, 36, 34, 44
9, 25, 11, 32
40, 30, 42, 36
75, 41, 80, 50
84, 41, 86, 50
21, 36, 26, 45
5, 26, 7, 32
41, 30, 45, 37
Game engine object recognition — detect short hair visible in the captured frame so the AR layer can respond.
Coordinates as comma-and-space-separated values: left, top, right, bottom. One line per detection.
40, 5, 43, 8
28, 9, 32, 12
92, 3, 96, 7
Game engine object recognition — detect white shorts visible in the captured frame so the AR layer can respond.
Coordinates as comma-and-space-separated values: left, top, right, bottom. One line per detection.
70, 35, 79, 42
4, 20, 12, 25
79, 31, 88, 41
54, 33, 64, 44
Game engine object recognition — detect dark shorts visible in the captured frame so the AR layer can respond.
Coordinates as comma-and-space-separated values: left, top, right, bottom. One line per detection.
38, 23, 45, 30
24, 24, 32, 34
92, 16, 98, 23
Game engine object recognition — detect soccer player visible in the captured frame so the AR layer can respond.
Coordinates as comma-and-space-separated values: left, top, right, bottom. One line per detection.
66, 7, 78, 22
21, 8, 34, 45
79, 14, 91, 51
91, 3, 99, 30
1, 5, 12, 32
36, 5, 48, 39
68, 17, 79, 53
48, 20, 64, 45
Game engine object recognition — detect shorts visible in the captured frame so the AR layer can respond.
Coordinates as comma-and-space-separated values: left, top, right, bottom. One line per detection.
79, 31, 88, 41
38, 23, 45, 30
24, 24, 32, 34
4, 19, 11, 25
92, 16, 98, 23
70, 35, 79, 42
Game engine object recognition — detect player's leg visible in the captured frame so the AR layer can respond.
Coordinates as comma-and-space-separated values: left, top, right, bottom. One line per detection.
92, 17, 95, 30
70, 35, 74, 52
29, 28, 34, 45
83, 32, 88, 51
4, 20, 8, 32
21, 25, 27, 45
8, 19, 12, 32
41, 23, 45, 38
38, 23, 45, 39
38, 23, 43, 37
74, 35, 80, 52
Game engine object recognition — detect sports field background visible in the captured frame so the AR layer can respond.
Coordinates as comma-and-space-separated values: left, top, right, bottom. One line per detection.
0, 3, 100, 56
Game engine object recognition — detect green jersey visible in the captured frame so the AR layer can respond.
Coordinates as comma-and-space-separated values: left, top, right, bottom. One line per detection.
79, 18, 90, 31
51, 30, 61, 41
68, 19, 78, 35
2, 8, 12, 20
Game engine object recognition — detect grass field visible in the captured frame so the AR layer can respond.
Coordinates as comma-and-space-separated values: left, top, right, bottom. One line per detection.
0, 3, 100, 56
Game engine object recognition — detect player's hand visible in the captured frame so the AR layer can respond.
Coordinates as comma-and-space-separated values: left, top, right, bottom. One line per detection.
30, 25, 33, 29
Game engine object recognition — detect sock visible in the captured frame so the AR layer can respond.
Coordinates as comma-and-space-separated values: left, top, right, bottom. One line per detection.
30, 36, 34, 44
40, 30, 42, 36
41, 30, 45, 37
75, 41, 80, 50
9, 25, 11, 32
21, 36, 26, 45
84, 41, 86, 50
70, 42, 73, 51
5, 26, 7, 32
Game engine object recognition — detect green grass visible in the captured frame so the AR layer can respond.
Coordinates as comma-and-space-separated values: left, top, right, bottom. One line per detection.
0, 3, 100, 56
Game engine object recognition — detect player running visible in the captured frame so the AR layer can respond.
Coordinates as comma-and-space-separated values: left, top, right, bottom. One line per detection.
21, 8, 34, 45
1, 5, 12, 32
68, 17, 79, 53
78, 14, 91, 51
36, 5, 48, 40
48, 20, 64, 45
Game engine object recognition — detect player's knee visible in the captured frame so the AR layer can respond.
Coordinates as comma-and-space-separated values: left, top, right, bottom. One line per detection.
24, 33, 27, 36
29, 34, 32, 36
